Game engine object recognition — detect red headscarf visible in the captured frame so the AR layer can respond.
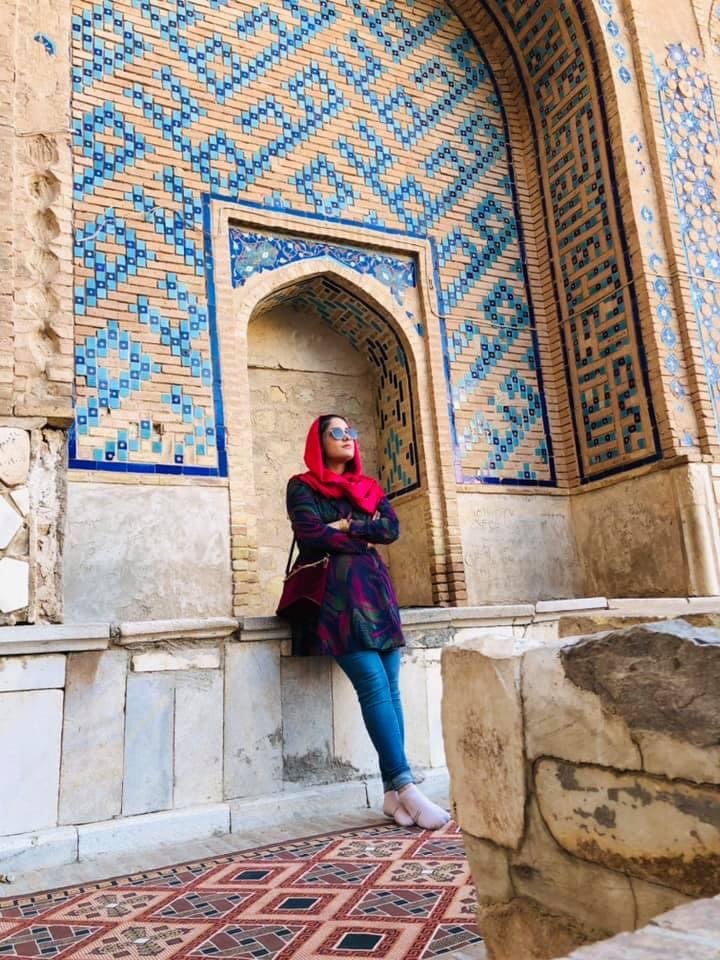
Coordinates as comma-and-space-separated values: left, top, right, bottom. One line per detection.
294, 416, 386, 514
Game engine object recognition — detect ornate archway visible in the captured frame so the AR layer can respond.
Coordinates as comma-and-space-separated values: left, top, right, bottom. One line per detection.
210, 208, 467, 614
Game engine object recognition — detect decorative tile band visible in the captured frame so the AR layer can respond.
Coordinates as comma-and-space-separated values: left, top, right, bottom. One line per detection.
229, 229, 416, 307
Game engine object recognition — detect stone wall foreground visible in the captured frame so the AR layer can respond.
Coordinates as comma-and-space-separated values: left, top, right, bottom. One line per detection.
442, 619, 720, 960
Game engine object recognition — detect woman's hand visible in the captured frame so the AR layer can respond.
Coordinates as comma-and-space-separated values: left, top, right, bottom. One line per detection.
328, 518, 351, 532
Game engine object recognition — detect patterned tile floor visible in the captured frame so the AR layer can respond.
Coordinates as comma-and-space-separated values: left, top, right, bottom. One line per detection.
0, 821, 484, 960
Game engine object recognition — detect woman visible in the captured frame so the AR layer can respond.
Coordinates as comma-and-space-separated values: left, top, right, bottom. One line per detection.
283, 414, 449, 830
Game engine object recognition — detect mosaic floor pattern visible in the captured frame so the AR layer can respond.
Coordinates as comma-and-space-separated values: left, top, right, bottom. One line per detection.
0, 822, 481, 960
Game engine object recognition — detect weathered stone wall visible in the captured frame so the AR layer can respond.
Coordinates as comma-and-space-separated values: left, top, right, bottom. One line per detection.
62, 482, 232, 623
0, 426, 65, 625
443, 619, 720, 959
0, 1, 74, 624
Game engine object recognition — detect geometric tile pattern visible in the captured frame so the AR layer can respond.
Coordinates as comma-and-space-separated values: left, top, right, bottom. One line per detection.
655, 43, 720, 443
229, 230, 416, 307
255, 274, 421, 496
70, 0, 554, 483
493, 0, 660, 479
0, 821, 482, 960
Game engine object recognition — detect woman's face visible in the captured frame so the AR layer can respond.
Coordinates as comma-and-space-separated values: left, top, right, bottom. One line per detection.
321, 417, 356, 467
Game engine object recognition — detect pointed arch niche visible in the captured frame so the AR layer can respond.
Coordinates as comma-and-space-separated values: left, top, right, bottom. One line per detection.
211, 202, 466, 616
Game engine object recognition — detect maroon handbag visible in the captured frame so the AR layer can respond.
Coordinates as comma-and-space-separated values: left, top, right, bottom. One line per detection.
276, 538, 330, 620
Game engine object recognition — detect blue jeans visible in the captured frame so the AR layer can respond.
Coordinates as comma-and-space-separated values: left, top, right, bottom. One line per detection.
335, 648, 414, 792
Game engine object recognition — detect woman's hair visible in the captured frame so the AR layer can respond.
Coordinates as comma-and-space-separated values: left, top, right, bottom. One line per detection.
318, 413, 348, 436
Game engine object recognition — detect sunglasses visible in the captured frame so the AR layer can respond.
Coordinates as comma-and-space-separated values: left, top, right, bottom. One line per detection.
326, 427, 359, 441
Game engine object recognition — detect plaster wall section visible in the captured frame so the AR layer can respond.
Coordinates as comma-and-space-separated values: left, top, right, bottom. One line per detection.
63, 482, 233, 623
457, 491, 582, 604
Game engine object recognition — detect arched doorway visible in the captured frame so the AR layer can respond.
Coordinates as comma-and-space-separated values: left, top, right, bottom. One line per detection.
212, 231, 467, 617
247, 274, 431, 614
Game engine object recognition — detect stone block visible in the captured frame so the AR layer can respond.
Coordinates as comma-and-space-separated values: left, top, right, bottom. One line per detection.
510, 798, 634, 937
425, 654, 446, 767
174, 671, 223, 807
0, 622, 110, 656
0, 690, 62, 835
64, 482, 233, 622
59, 650, 127, 825
522, 643, 640, 767
400, 650, 431, 769
560, 621, 720, 754
224, 641, 283, 798
635, 728, 720, 785
535, 759, 720, 897
10, 487, 29, 516
0, 826, 77, 873
0, 654, 65, 692
78, 804, 230, 860
122, 673, 174, 816
131, 647, 221, 672
331, 660, 377, 777
229, 781, 369, 832
458, 492, 581, 604
566, 926, 720, 959
0, 496, 22, 549
280, 656, 333, 782
461, 832, 512, 906
0, 557, 29, 613
535, 598, 608, 613
479, 896, 597, 960
441, 638, 525, 848
0, 428, 30, 486
631, 877, 692, 927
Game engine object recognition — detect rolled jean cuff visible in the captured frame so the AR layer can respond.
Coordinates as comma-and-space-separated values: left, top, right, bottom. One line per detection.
385, 770, 414, 792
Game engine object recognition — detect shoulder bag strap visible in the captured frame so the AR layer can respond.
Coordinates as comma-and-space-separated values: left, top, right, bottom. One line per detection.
285, 537, 297, 578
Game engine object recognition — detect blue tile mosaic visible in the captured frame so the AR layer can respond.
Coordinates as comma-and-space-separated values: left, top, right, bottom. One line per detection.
229, 229, 416, 307
656, 44, 720, 440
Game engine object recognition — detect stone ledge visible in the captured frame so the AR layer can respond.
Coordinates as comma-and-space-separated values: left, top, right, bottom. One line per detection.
0, 771, 450, 885
228, 781, 370, 832
115, 617, 239, 646
78, 804, 231, 860
0, 826, 78, 875
0, 623, 110, 655
401, 605, 535, 627
535, 597, 608, 613
240, 616, 290, 643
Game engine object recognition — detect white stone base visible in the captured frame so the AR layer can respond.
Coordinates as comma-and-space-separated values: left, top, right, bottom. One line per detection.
0, 826, 78, 875
228, 780, 370, 832
78, 804, 231, 860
